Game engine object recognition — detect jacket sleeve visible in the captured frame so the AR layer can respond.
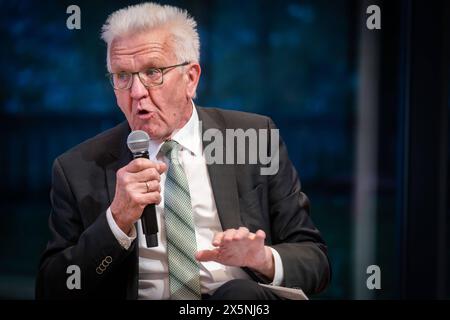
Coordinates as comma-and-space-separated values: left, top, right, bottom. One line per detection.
266, 118, 331, 294
35, 158, 135, 299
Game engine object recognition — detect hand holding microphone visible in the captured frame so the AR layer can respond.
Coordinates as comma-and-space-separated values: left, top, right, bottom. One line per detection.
110, 130, 167, 246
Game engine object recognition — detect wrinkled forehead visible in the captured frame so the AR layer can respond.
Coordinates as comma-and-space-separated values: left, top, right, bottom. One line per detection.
109, 28, 177, 69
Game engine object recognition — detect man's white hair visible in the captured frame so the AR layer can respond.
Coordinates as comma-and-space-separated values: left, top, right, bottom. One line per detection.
101, 2, 200, 71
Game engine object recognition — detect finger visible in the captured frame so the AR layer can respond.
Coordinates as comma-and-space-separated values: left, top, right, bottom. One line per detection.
195, 249, 219, 262
127, 158, 159, 173
255, 229, 266, 241
138, 180, 160, 194
136, 191, 161, 205
223, 229, 237, 244
212, 232, 224, 247
135, 167, 161, 182
125, 181, 157, 194
234, 227, 250, 241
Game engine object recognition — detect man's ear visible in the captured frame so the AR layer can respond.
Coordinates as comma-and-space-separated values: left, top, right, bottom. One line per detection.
186, 63, 201, 99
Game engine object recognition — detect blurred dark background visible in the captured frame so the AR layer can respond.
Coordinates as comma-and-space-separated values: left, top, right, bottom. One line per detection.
0, 0, 448, 299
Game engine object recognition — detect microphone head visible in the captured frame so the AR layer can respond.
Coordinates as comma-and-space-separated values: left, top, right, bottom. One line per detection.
127, 130, 150, 154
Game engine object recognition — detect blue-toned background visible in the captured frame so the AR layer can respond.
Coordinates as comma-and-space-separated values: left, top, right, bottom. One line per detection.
0, 0, 448, 299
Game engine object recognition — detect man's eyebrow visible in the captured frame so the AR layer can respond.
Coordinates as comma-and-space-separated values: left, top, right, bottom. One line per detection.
111, 57, 167, 72
111, 63, 158, 73
141, 61, 166, 69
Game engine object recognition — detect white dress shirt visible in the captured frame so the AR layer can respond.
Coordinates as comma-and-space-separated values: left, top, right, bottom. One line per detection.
106, 105, 284, 299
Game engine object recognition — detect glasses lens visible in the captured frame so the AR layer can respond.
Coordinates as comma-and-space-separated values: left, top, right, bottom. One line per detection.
140, 68, 163, 87
113, 72, 131, 89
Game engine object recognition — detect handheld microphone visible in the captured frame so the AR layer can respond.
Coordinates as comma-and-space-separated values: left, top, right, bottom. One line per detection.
127, 130, 158, 248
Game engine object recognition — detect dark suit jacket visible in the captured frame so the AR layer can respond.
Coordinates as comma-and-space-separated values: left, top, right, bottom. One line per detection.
36, 107, 331, 299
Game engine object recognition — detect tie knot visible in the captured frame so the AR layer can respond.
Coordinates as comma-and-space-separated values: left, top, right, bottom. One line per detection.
160, 140, 179, 160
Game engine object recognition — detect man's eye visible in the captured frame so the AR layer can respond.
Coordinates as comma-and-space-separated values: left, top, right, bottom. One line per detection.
144, 68, 160, 78
116, 72, 130, 82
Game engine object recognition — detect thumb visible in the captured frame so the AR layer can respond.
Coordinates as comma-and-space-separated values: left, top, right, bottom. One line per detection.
157, 162, 168, 174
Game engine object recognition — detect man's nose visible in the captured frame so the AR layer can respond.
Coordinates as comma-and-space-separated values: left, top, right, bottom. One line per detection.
130, 73, 148, 100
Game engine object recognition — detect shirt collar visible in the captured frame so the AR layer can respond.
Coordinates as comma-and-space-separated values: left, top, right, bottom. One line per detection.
148, 101, 202, 159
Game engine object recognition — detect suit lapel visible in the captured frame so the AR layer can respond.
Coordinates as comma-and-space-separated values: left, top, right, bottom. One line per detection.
197, 107, 242, 230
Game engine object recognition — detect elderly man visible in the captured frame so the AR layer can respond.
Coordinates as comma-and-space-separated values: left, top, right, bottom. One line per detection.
36, 2, 330, 299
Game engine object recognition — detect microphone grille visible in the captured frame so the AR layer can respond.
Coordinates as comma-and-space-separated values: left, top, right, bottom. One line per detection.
127, 130, 150, 154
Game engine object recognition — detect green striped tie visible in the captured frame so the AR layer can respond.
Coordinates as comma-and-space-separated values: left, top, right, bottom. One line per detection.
160, 140, 201, 300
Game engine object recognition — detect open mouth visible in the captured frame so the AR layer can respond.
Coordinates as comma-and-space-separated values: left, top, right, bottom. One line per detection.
136, 109, 154, 120
138, 109, 149, 115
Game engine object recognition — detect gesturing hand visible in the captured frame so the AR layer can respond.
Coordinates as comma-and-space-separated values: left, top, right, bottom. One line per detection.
195, 227, 275, 280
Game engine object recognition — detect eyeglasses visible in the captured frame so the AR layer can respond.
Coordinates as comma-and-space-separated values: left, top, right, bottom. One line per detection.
107, 61, 189, 90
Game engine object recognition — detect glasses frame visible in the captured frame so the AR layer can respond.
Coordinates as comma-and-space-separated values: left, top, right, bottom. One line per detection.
107, 61, 190, 90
